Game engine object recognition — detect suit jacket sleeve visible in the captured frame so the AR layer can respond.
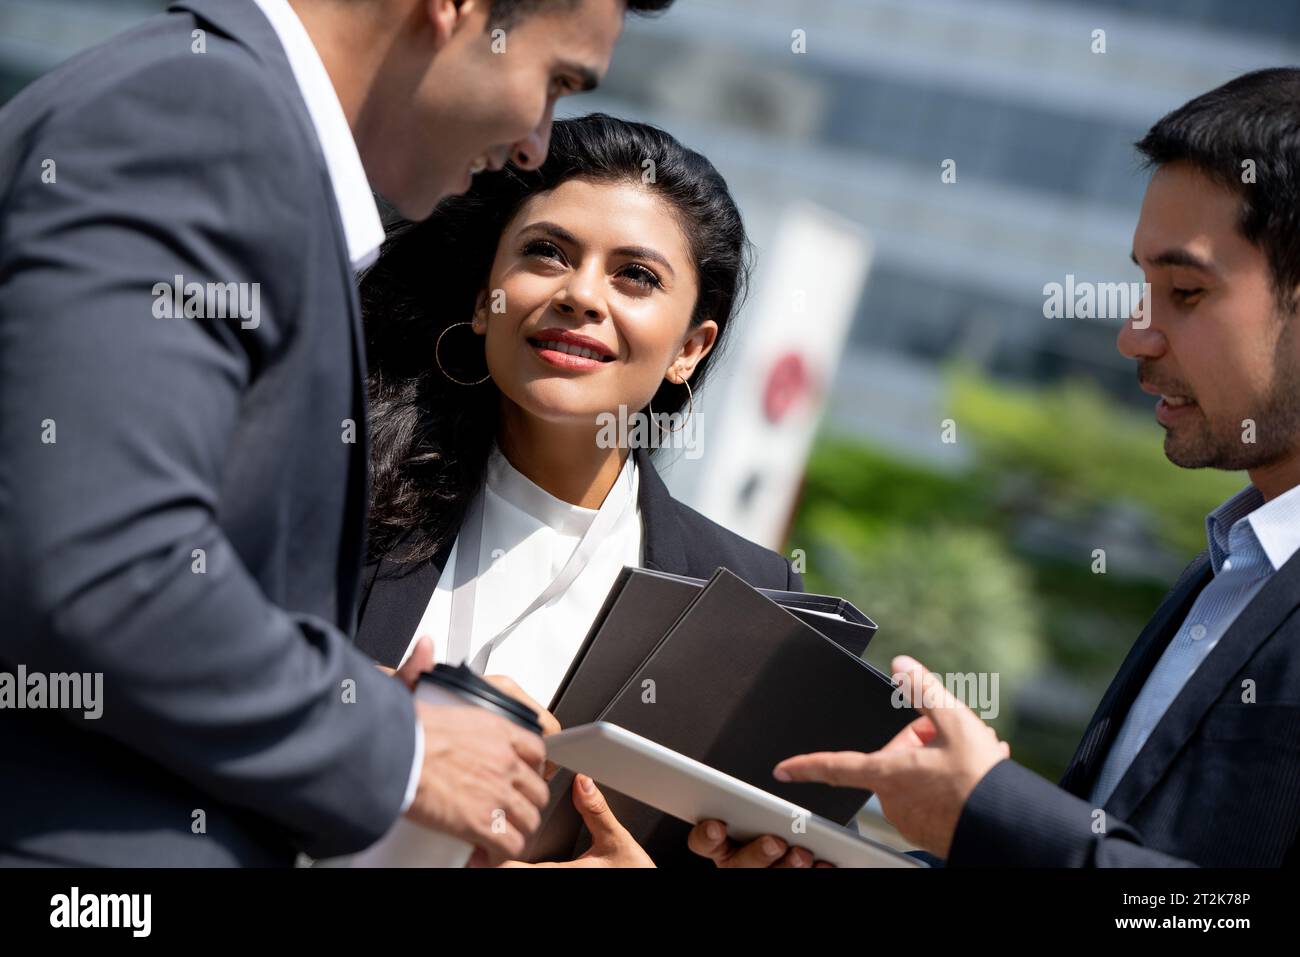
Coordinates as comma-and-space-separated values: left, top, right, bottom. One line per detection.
947, 759, 1197, 867
0, 51, 414, 857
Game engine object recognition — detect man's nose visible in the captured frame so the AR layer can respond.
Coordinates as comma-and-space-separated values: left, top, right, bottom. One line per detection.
1117, 298, 1166, 360
511, 110, 555, 171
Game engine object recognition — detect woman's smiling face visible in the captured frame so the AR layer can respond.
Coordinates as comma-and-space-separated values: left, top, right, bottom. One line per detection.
471, 177, 717, 427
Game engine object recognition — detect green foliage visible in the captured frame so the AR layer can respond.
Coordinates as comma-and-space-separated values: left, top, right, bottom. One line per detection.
949, 367, 1245, 559
794, 441, 1044, 729
800, 517, 1043, 730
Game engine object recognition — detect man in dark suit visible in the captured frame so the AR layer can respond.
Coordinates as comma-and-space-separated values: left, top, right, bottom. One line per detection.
741, 69, 1300, 867
0, 0, 669, 866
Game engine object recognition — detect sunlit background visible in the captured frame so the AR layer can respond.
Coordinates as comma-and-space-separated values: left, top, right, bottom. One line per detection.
5, 0, 1295, 845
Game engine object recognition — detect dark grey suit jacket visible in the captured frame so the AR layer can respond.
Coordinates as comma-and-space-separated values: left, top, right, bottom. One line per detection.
949, 548, 1300, 867
0, 0, 415, 865
354, 446, 803, 668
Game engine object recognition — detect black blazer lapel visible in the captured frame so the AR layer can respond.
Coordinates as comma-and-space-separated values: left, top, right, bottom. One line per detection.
333, 258, 369, 631
169, 0, 370, 631
358, 450, 663, 667
1104, 549, 1300, 819
1059, 552, 1212, 797
635, 447, 688, 574
354, 533, 453, 668
358, 447, 771, 667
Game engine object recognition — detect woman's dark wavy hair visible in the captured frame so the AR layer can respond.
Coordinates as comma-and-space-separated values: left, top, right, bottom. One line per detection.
362, 113, 752, 564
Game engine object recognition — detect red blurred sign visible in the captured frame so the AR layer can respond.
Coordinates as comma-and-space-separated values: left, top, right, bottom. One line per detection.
762, 352, 816, 424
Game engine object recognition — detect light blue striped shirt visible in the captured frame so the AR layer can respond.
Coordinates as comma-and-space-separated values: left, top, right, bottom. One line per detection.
1090, 480, 1300, 806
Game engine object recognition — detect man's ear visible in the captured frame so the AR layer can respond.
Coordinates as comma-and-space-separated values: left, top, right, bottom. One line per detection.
427, 0, 481, 48
673, 318, 719, 381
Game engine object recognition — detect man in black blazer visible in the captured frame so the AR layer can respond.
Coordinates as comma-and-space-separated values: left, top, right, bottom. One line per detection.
0, 0, 665, 866
763, 70, 1300, 867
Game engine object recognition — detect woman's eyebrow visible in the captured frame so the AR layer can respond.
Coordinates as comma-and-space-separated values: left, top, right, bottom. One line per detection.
518, 222, 676, 278
613, 245, 675, 278
519, 221, 579, 245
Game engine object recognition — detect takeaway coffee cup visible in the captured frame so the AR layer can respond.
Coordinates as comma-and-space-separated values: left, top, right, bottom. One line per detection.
351, 663, 542, 868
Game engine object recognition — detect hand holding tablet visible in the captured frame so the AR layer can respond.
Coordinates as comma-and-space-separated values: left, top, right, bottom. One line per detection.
545, 722, 924, 868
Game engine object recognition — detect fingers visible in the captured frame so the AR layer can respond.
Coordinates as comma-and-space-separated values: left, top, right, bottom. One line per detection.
684, 821, 792, 868
880, 714, 939, 753
721, 834, 792, 868
472, 823, 529, 866
394, 636, 435, 690
500, 784, 544, 840
458, 802, 531, 866
462, 778, 543, 866
891, 655, 974, 736
535, 709, 562, 737
773, 750, 890, 790
468, 781, 544, 865
686, 820, 730, 864
508, 724, 547, 777
483, 674, 560, 737
571, 774, 625, 843
483, 675, 563, 780
772, 846, 815, 868
512, 751, 551, 810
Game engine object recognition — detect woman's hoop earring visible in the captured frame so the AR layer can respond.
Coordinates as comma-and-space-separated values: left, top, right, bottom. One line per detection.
649, 374, 694, 434
435, 321, 491, 386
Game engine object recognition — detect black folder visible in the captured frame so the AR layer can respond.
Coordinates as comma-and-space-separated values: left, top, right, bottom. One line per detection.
547, 567, 878, 726
529, 567, 912, 867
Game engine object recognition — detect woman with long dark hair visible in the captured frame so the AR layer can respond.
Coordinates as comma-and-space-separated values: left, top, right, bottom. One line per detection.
356, 114, 809, 867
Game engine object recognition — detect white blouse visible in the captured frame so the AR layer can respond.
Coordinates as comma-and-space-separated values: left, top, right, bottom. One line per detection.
398, 443, 644, 707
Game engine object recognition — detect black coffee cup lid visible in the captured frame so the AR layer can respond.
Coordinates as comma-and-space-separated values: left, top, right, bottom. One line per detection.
418, 664, 542, 733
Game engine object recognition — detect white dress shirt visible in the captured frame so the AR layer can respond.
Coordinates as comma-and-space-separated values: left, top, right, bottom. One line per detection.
249, 0, 414, 811
251, 0, 385, 271
401, 444, 645, 708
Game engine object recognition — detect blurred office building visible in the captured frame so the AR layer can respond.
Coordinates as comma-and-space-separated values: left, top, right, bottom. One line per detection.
6, 0, 1297, 512
570, 0, 1300, 473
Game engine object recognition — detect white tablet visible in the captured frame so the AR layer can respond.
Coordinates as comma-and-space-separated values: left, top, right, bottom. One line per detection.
544, 722, 924, 868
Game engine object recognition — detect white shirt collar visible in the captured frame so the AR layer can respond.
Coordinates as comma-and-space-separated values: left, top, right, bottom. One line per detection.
252, 0, 384, 271
485, 444, 637, 537
1246, 481, 1300, 571
1209, 481, 1300, 573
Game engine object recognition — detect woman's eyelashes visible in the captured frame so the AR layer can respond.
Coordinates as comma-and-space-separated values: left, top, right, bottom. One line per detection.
619, 263, 662, 290
519, 239, 663, 291
522, 238, 566, 263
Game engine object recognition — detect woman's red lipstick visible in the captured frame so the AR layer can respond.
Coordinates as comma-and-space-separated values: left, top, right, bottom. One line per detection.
527, 328, 616, 371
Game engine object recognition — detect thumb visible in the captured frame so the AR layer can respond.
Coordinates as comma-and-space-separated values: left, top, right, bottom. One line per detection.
572, 775, 627, 847
892, 654, 971, 737
395, 635, 435, 691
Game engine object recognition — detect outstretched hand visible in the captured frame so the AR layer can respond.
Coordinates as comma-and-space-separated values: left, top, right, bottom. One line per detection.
773, 655, 1010, 858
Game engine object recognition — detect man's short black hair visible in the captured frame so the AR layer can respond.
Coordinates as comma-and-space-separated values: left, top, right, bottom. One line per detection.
487, 0, 674, 30
1137, 68, 1300, 312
